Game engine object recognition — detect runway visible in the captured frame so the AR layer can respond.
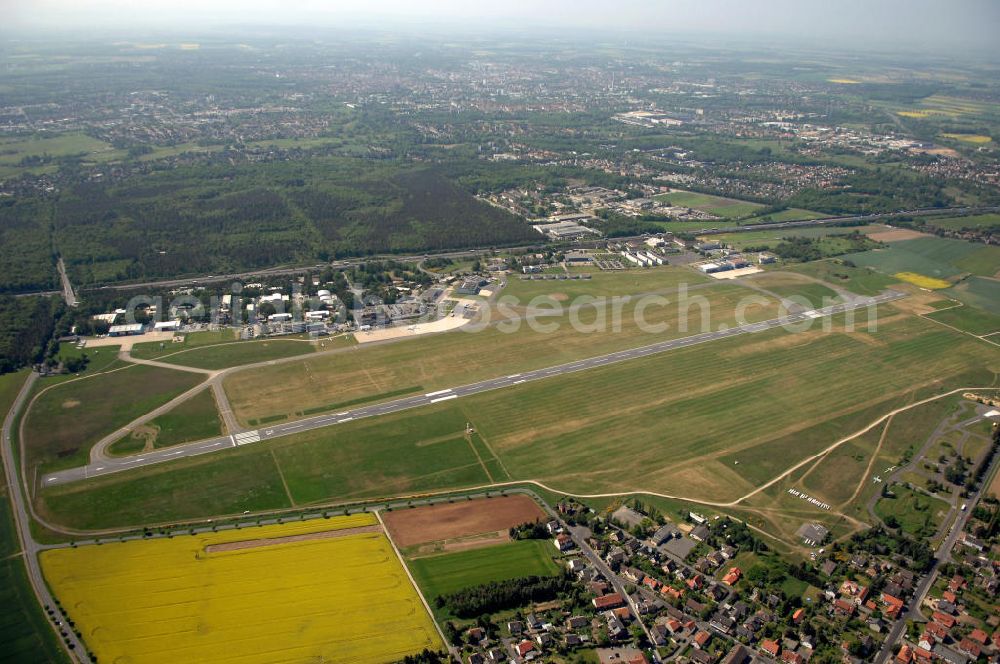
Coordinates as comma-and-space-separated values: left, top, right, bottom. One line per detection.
42, 291, 903, 487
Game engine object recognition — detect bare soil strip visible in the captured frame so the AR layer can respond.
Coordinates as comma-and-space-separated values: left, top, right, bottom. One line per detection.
866, 227, 930, 242
382, 494, 545, 548
205, 524, 382, 552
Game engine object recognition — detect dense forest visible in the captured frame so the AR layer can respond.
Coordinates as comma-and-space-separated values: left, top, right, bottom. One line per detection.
38, 160, 537, 288
0, 197, 56, 293
0, 295, 61, 374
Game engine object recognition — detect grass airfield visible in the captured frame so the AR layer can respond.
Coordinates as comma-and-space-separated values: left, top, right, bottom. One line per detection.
24, 260, 1000, 539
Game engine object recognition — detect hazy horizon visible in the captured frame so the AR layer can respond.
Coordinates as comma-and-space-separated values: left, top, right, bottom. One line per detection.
5, 0, 999, 58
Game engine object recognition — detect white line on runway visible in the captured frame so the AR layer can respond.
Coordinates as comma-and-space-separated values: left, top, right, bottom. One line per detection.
425, 389, 453, 397
338, 417, 354, 423
430, 394, 458, 403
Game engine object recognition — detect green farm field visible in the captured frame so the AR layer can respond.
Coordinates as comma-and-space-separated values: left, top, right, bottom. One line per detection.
36, 305, 999, 531
655, 189, 765, 218
107, 387, 223, 456
407, 539, 561, 611
23, 364, 204, 475
711, 225, 883, 250
946, 276, 1000, 313
845, 236, 1000, 280
924, 304, 1000, 336
926, 213, 1000, 231
0, 132, 125, 177
742, 208, 826, 224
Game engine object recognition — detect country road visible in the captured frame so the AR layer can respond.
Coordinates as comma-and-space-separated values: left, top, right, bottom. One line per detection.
1, 373, 89, 662
42, 290, 904, 486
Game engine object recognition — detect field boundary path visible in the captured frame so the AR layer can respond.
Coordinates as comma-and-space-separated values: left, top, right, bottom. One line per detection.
373, 510, 454, 660
42, 290, 905, 486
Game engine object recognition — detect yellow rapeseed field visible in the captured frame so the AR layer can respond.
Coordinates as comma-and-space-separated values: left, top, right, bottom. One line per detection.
894, 272, 952, 290
941, 133, 992, 144
41, 514, 443, 663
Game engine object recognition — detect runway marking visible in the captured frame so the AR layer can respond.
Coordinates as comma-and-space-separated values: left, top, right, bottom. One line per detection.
513, 379, 526, 384
234, 431, 261, 446
507, 373, 521, 378
430, 394, 458, 403
425, 389, 453, 397
337, 417, 354, 423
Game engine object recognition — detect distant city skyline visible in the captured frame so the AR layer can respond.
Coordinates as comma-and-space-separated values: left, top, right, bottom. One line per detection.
6, 0, 999, 57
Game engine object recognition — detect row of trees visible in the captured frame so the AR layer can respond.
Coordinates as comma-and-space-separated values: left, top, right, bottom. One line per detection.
434, 573, 574, 619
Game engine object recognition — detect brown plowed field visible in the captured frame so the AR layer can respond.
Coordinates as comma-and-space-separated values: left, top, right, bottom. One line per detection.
382, 494, 546, 547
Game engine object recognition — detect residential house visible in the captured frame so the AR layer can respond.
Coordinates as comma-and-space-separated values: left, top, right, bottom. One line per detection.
691, 525, 710, 542
761, 639, 781, 658
723, 567, 742, 586
721, 645, 752, 664
593, 593, 625, 610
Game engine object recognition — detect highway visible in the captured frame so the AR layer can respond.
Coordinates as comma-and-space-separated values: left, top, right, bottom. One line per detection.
42, 290, 904, 487
56, 257, 79, 307
11, 205, 993, 301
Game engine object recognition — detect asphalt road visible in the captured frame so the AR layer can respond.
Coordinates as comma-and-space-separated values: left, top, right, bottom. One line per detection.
42, 290, 904, 487
57, 257, 78, 307
873, 416, 1000, 664
1, 373, 89, 661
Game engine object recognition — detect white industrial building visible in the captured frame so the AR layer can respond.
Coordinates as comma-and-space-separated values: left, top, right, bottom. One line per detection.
108, 323, 144, 337
153, 320, 181, 332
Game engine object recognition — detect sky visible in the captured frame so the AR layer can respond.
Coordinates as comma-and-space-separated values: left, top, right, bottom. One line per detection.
5, 0, 1000, 56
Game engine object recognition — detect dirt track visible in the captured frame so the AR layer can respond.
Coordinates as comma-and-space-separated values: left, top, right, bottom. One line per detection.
381, 494, 545, 548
